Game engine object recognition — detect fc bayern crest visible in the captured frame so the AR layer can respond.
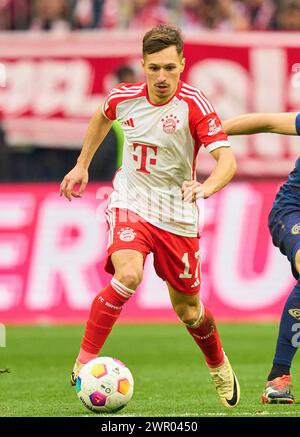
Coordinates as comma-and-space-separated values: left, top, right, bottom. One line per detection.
117, 227, 136, 242
161, 114, 180, 134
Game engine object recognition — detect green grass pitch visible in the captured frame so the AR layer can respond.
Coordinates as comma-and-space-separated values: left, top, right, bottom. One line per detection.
0, 323, 299, 417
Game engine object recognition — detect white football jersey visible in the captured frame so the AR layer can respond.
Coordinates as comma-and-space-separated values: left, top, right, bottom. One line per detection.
102, 81, 230, 237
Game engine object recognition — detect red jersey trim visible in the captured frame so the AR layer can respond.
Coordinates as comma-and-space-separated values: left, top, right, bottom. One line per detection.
181, 83, 215, 114
179, 88, 214, 116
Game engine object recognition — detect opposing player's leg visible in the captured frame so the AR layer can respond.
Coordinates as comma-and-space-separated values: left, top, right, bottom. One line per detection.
168, 283, 240, 408
262, 214, 300, 404
262, 247, 300, 404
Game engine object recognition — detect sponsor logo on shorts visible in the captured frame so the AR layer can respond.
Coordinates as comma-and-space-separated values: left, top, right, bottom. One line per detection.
291, 223, 300, 235
117, 227, 136, 242
288, 309, 300, 320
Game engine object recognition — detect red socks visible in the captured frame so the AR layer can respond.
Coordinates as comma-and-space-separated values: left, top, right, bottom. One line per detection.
77, 278, 134, 364
186, 305, 224, 368
78, 279, 223, 370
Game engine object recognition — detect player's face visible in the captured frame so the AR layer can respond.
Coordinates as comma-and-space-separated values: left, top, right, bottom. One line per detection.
142, 45, 185, 104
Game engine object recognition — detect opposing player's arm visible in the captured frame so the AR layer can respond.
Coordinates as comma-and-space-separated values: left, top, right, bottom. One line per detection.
222, 112, 299, 136
60, 108, 113, 201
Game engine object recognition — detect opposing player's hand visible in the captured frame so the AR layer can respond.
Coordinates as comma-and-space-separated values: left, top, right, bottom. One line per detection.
60, 164, 89, 201
181, 180, 204, 202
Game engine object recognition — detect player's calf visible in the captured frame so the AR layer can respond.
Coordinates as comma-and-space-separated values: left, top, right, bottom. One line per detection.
71, 279, 136, 386
182, 302, 240, 407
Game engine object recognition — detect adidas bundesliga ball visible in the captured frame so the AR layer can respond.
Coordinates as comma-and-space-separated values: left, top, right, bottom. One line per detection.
76, 357, 134, 413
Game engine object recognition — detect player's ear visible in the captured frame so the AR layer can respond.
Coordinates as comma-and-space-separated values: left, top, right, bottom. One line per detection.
141, 58, 145, 69
180, 57, 186, 73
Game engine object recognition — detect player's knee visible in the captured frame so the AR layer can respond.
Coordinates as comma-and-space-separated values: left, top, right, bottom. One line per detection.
114, 269, 143, 290
175, 303, 199, 326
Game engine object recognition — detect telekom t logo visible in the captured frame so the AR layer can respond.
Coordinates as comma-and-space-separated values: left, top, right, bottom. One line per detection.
132, 143, 158, 174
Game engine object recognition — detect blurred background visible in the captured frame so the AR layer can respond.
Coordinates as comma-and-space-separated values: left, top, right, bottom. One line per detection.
1, 0, 300, 324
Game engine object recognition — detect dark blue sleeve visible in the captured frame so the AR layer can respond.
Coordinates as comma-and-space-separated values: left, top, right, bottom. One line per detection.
296, 113, 300, 135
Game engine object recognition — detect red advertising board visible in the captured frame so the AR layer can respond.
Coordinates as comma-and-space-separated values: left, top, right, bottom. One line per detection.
0, 182, 294, 324
1, 31, 300, 176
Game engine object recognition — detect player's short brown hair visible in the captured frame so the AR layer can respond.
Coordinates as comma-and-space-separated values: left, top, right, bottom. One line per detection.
143, 25, 183, 56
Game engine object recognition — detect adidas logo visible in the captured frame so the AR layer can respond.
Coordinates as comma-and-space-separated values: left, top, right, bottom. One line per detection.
122, 118, 134, 127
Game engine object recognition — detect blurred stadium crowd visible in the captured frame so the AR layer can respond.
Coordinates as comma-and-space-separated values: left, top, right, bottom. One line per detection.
1, 0, 300, 184
1, 0, 300, 32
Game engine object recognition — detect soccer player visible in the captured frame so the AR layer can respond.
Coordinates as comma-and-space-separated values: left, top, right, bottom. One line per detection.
223, 112, 300, 404
60, 25, 240, 408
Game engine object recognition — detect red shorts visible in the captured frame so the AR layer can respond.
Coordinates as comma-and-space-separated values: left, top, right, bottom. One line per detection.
105, 208, 201, 295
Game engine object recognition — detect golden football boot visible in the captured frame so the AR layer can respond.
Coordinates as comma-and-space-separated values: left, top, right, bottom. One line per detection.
208, 354, 240, 408
70, 360, 84, 386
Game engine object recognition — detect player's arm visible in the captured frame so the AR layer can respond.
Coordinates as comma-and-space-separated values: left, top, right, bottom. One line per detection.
222, 112, 299, 136
60, 108, 113, 201
182, 147, 236, 201
202, 146, 237, 198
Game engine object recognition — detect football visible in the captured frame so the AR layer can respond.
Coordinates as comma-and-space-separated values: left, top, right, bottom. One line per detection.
75, 357, 134, 413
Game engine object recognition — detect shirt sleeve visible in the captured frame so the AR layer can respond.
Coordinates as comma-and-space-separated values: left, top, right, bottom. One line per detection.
187, 90, 229, 152
194, 112, 230, 152
101, 85, 125, 121
102, 99, 116, 120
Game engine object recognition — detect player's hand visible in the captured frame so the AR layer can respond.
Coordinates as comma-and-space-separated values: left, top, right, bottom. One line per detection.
181, 180, 204, 202
60, 164, 89, 201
